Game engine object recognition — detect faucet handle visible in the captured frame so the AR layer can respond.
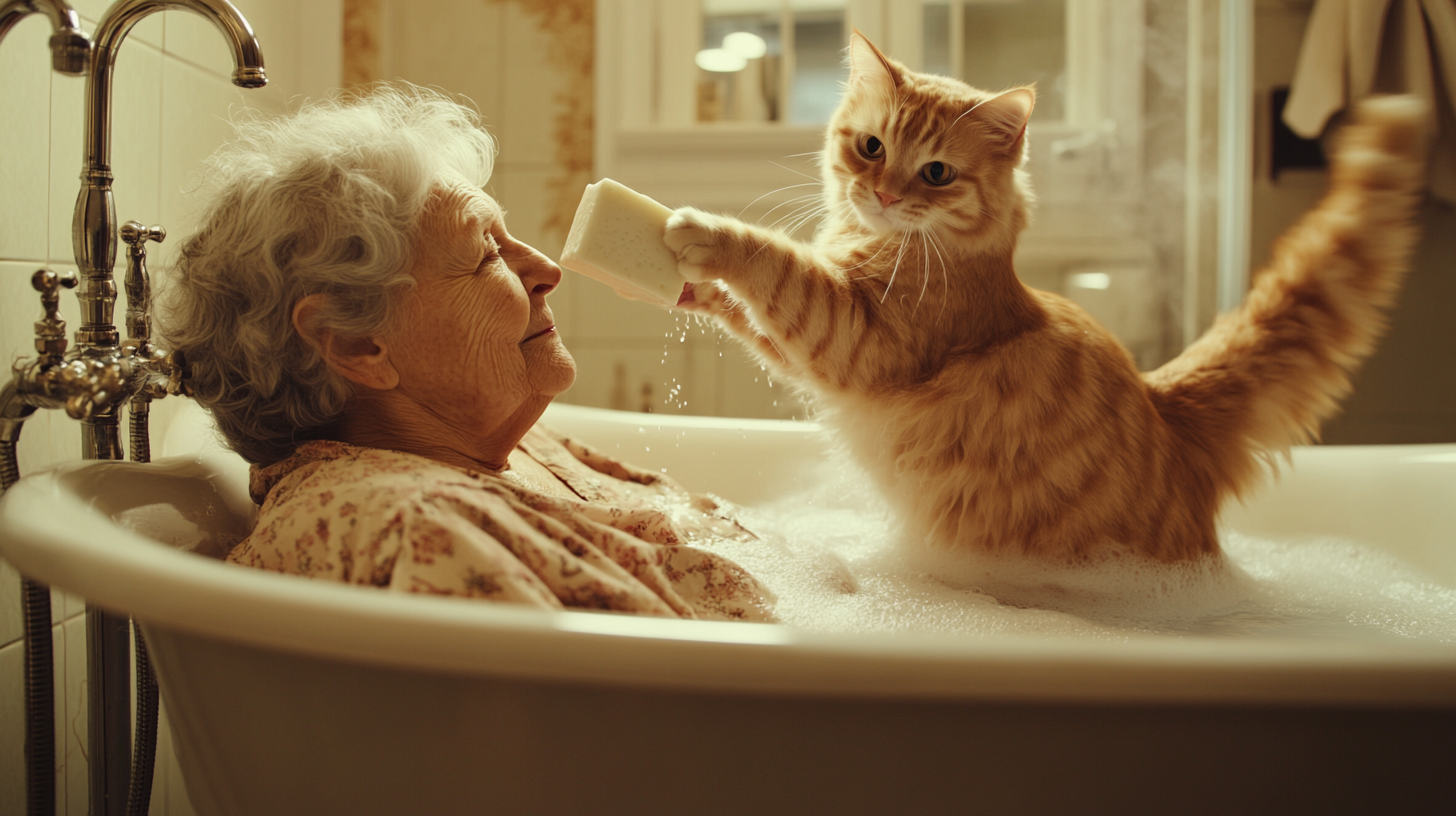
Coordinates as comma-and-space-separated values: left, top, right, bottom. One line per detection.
120, 221, 166, 252
31, 268, 77, 359
56, 358, 124, 420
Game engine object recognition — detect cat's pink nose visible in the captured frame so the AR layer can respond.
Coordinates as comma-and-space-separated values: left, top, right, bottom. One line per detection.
875, 190, 901, 208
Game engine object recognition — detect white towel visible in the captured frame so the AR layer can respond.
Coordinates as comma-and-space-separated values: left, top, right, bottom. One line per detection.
1284, 0, 1456, 200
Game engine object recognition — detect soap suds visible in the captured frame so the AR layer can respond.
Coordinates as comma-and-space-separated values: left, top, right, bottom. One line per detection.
697, 458, 1456, 643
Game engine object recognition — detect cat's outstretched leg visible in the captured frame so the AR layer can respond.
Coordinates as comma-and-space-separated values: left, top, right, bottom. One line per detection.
666, 207, 890, 392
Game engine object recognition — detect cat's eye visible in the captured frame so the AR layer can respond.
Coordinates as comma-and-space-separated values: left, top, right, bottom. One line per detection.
858, 134, 885, 161
921, 161, 956, 186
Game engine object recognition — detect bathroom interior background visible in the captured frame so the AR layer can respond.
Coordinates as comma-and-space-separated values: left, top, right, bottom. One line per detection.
1, 0, 1453, 814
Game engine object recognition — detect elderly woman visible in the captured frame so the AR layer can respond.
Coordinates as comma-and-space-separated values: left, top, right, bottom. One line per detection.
165, 86, 771, 621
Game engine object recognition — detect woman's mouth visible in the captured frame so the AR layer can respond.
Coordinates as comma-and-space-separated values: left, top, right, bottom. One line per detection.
523, 325, 556, 343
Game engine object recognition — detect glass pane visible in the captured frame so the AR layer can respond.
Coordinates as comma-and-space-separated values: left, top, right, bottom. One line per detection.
788, 4, 845, 125
961, 0, 1066, 121
700, 2, 783, 123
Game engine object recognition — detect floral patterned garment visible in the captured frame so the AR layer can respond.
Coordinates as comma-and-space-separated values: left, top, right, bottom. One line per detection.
227, 426, 775, 622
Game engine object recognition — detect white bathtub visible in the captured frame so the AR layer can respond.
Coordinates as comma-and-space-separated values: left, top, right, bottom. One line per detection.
1, 401, 1453, 815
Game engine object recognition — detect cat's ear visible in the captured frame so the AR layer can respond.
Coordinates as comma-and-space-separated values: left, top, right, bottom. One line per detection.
976, 87, 1036, 152
847, 30, 901, 97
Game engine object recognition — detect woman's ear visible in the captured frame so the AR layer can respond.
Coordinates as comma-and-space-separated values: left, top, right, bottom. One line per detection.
292, 294, 399, 390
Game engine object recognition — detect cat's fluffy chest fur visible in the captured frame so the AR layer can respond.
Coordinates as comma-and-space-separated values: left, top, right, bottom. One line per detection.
665, 33, 1427, 562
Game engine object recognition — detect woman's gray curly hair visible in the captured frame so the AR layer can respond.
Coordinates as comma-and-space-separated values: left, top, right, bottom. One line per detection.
163, 84, 496, 466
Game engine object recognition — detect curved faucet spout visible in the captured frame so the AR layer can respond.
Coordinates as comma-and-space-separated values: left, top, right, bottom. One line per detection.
74, 0, 266, 348
86, 0, 266, 172
0, 0, 92, 74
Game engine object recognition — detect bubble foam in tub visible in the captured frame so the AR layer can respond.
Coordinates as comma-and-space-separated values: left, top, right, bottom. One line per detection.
560, 178, 687, 308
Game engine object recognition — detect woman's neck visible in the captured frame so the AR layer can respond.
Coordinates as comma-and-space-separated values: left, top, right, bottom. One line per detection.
333, 390, 551, 473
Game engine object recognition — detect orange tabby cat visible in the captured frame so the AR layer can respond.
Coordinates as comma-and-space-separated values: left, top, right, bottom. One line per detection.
664, 34, 1428, 562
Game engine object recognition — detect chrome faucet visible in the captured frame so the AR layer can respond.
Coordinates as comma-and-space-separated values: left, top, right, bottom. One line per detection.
74, 0, 266, 360
0, 0, 91, 74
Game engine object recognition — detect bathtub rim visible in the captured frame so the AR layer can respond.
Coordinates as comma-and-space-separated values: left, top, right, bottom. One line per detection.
3, 455, 1455, 709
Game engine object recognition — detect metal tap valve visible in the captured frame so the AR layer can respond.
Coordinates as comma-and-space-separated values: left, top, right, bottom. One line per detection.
31, 268, 77, 360
121, 220, 164, 350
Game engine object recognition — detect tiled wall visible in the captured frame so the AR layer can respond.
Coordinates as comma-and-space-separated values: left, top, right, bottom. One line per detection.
0, 2, 341, 813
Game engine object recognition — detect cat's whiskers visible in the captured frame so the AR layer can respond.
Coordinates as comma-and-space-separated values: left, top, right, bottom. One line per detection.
839, 230, 894, 277
782, 205, 829, 240
740, 183, 821, 220
760, 196, 825, 234
764, 198, 824, 234
913, 229, 930, 312
880, 232, 911, 304
767, 160, 824, 183
924, 228, 952, 324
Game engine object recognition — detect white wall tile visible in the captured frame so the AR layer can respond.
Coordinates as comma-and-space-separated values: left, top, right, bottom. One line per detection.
0, 561, 19, 648
0, 624, 67, 816
0, 15, 53, 263
0, 639, 23, 815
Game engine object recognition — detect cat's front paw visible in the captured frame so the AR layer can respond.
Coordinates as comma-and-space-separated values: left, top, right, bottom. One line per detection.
665, 207, 739, 284
675, 280, 730, 314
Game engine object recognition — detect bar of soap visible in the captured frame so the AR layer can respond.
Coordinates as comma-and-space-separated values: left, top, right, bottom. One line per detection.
560, 178, 684, 308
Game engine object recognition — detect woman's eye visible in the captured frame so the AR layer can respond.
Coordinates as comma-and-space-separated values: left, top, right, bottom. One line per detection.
858, 134, 885, 160
476, 239, 501, 270
921, 161, 956, 186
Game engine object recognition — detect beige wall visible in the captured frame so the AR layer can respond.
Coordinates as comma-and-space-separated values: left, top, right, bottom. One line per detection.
1251, 1, 1456, 444
0, 2, 341, 813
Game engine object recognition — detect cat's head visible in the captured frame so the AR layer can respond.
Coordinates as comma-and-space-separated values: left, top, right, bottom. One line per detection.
825, 33, 1035, 251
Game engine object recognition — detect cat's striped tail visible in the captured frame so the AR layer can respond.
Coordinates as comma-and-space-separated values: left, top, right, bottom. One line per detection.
1145, 95, 1428, 496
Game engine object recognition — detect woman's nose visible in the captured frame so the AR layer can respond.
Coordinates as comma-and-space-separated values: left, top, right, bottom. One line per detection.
513, 241, 562, 295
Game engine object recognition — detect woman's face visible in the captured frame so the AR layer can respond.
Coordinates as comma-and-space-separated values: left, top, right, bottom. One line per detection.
387, 173, 575, 439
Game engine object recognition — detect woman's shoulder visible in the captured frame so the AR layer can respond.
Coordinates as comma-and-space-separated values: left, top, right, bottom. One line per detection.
528, 424, 669, 489
251, 439, 492, 510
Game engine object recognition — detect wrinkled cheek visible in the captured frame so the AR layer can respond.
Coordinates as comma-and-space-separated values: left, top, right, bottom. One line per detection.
526, 338, 576, 394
